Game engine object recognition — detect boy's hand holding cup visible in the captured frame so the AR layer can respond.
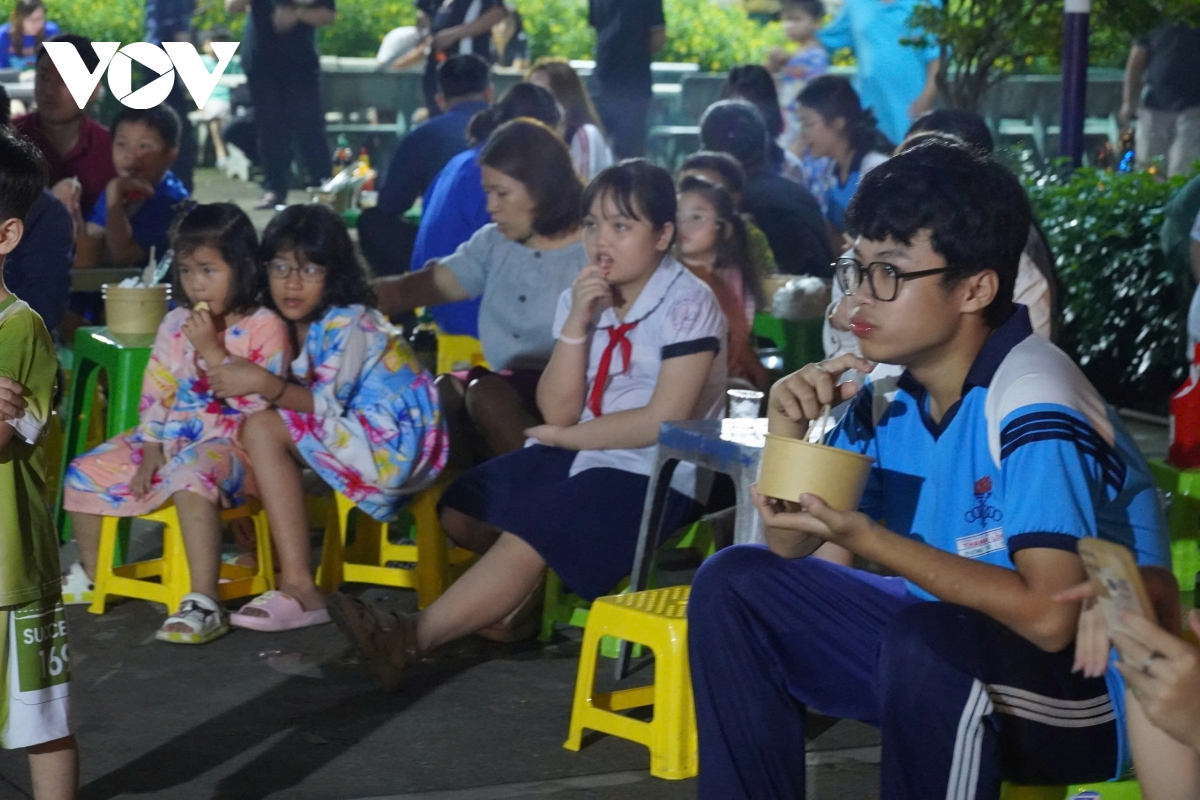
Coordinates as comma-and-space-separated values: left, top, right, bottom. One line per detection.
756, 354, 877, 559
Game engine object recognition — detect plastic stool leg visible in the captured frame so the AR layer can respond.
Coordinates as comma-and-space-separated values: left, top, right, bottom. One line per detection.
412, 488, 449, 609
564, 619, 605, 751
88, 516, 121, 615
315, 500, 346, 594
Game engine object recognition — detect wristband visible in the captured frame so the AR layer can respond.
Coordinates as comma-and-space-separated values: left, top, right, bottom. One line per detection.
266, 375, 288, 405
558, 332, 589, 346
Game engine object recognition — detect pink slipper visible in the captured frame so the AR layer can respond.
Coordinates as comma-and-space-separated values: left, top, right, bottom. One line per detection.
230, 591, 331, 632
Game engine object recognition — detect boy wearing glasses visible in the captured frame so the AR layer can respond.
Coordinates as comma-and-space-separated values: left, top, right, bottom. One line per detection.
688, 138, 1173, 799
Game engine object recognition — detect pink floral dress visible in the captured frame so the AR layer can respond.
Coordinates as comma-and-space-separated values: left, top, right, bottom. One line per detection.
62, 307, 290, 515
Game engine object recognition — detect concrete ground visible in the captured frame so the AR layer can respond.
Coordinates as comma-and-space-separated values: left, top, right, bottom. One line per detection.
7, 169, 1169, 799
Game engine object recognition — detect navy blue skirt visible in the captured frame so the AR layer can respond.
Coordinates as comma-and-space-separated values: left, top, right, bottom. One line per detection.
440, 445, 703, 600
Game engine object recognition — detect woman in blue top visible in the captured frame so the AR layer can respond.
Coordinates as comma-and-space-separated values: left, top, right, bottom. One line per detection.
0, 0, 57, 70
797, 75, 892, 236
407, 82, 562, 337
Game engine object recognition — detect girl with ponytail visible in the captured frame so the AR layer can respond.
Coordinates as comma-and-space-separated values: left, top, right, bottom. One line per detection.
797, 75, 892, 232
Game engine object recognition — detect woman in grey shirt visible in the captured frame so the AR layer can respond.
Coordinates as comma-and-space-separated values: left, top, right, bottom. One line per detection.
375, 119, 587, 465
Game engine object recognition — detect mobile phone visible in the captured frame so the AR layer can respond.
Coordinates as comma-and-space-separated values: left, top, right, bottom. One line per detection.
1076, 537, 1152, 632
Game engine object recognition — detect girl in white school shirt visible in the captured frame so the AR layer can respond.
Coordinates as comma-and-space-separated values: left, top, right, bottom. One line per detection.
326, 161, 729, 688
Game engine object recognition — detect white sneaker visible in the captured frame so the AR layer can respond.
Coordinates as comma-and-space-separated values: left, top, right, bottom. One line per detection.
61, 562, 94, 605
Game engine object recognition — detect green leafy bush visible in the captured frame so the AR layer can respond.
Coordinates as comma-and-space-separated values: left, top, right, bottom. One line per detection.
54, 0, 783, 66
1021, 158, 1199, 406
512, 0, 787, 71
50, 0, 143, 45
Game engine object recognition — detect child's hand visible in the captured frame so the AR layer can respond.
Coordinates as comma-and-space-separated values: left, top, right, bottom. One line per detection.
107, 176, 156, 209
181, 306, 226, 365
524, 424, 564, 447
0, 377, 27, 422
766, 47, 790, 72
207, 357, 274, 399
564, 265, 612, 337
131, 443, 166, 499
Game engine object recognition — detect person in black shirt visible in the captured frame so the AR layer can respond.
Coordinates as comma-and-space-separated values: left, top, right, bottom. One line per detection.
1121, 23, 1200, 177
588, 0, 667, 158
359, 54, 493, 277
700, 99, 832, 277
225, 0, 337, 209
419, 0, 508, 115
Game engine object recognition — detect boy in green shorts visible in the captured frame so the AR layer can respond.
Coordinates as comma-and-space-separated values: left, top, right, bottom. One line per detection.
0, 126, 78, 799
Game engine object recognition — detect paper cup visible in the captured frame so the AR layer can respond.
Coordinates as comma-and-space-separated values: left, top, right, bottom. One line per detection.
757, 434, 874, 511
102, 284, 171, 336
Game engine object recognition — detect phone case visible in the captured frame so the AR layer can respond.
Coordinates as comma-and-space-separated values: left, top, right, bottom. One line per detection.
1076, 537, 1152, 632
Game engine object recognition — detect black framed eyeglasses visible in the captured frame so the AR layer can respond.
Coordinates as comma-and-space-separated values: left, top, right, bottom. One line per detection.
833, 257, 951, 302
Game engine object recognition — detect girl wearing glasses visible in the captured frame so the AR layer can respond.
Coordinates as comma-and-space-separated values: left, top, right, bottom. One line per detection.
204, 205, 449, 633
675, 175, 769, 390
61, 204, 290, 644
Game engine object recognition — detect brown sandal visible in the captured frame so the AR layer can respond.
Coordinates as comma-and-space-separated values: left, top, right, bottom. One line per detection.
327, 593, 419, 691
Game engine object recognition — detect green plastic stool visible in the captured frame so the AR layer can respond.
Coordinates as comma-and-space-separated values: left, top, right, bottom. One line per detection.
55, 327, 154, 545
752, 313, 824, 374
1147, 459, 1200, 595
1001, 780, 1142, 799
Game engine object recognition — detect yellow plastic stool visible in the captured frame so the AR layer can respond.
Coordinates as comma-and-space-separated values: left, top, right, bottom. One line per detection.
315, 486, 475, 609
436, 332, 488, 375
1001, 781, 1142, 799
89, 500, 274, 615
565, 585, 696, 780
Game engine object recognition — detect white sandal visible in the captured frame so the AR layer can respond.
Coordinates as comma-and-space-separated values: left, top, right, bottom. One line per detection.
155, 593, 231, 645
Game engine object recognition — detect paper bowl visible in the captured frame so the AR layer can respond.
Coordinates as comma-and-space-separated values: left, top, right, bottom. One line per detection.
102, 283, 171, 336
757, 434, 874, 511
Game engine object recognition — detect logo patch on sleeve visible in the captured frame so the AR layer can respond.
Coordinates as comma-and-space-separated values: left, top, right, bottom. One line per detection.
955, 528, 1006, 559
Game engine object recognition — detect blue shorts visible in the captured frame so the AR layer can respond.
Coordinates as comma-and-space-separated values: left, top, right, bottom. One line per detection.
440, 445, 703, 600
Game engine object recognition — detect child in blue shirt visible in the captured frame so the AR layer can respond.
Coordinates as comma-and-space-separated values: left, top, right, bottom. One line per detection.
690, 138, 1173, 799
87, 104, 190, 266
767, 0, 830, 152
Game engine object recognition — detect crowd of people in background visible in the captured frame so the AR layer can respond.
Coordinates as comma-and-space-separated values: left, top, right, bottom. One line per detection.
0, 1, 1199, 800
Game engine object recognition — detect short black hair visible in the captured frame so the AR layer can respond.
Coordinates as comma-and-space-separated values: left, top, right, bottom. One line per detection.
438, 53, 491, 100
260, 204, 376, 317
169, 203, 261, 314
699, 100, 769, 170
679, 151, 746, 197
36, 33, 101, 72
906, 109, 995, 154
479, 119, 582, 238
0, 126, 48, 224
781, 0, 825, 17
0, 84, 9, 128
722, 65, 785, 140
113, 104, 182, 150
581, 159, 676, 245
467, 81, 560, 146
845, 138, 1031, 328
